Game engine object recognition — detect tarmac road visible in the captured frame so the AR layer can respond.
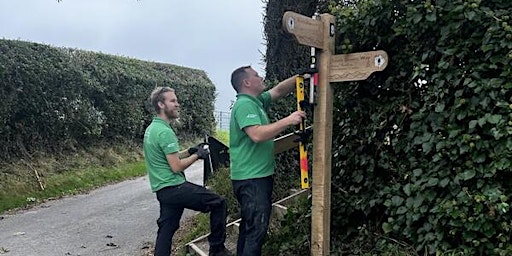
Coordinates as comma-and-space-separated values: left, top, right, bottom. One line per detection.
0, 161, 205, 256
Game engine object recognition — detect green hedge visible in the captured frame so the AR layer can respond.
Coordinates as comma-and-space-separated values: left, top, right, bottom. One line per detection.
263, 0, 512, 254
0, 39, 215, 161
331, 0, 511, 254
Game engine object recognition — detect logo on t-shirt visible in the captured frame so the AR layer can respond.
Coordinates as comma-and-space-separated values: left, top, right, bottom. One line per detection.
246, 114, 257, 119
167, 143, 176, 148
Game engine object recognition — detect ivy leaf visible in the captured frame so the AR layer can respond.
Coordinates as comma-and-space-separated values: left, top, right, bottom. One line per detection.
461, 169, 476, 180
438, 60, 449, 69
439, 178, 450, 187
467, 80, 478, 88
460, 144, 470, 154
406, 197, 414, 208
487, 114, 502, 124
442, 48, 457, 55
413, 13, 423, 24
392, 195, 404, 206
422, 142, 433, 153
481, 44, 495, 52
397, 206, 408, 215
403, 183, 411, 196
427, 178, 439, 187
477, 117, 486, 127
382, 222, 392, 233
465, 10, 476, 20
449, 129, 462, 138
475, 153, 486, 163
457, 111, 467, 120
426, 13, 436, 22
469, 120, 478, 129
435, 102, 445, 112
413, 196, 425, 208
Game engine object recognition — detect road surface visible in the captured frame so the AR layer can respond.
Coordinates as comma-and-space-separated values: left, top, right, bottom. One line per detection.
0, 161, 205, 256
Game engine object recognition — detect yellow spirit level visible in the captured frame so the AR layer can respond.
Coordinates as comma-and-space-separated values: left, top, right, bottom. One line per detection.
296, 75, 309, 189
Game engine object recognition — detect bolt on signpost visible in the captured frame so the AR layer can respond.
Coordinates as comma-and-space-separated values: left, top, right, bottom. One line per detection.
283, 11, 389, 256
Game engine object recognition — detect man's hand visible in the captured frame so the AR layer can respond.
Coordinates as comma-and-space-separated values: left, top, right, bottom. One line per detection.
194, 144, 210, 160
187, 142, 208, 155
285, 110, 306, 126
187, 146, 198, 155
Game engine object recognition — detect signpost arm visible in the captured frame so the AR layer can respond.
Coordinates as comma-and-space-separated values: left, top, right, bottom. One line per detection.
311, 13, 335, 256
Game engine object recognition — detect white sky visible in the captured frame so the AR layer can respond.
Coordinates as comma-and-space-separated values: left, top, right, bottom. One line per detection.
0, 0, 267, 112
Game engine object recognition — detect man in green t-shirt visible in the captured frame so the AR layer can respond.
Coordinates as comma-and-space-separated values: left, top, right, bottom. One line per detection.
229, 66, 306, 255
143, 87, 232, 256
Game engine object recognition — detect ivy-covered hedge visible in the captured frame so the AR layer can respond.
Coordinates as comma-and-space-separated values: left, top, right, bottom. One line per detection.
329, 0, 512, 254
264, 0, 512, 255
0, 39, 215, 161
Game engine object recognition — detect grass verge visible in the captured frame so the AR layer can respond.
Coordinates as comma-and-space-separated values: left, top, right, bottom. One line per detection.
0, 136, 204, 214
0, 143, 147, 213
1, 161, 147, 213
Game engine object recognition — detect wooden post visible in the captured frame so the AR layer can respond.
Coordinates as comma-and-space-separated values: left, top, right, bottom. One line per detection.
311, 13, 335, 256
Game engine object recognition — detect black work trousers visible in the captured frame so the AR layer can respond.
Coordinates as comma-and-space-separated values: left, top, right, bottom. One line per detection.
154, 181, 227, 256
232, 175, 273, 256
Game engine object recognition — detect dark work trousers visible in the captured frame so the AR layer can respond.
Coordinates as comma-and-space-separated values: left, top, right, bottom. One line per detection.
232, 175, 273, 256
154, 181, 227, 256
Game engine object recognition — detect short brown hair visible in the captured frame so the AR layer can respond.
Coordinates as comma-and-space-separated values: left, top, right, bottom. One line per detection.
150, 86, 174, 113
230, 65, 251, 93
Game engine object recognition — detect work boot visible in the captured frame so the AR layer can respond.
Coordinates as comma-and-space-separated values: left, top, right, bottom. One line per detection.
209, 245, 234, 256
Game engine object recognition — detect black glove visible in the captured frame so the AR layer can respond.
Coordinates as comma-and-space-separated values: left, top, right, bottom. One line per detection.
187, 146, 198, 155
194, 145, 210, 160
187, 142, 208, 155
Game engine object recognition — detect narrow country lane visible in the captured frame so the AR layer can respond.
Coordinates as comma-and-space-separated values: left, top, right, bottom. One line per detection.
0, 161, 205, 256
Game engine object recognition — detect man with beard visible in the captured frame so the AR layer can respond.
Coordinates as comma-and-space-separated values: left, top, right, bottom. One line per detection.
143, 87, 232, 256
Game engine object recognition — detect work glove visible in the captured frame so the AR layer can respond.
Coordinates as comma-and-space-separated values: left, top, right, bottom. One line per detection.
194, 144, 210, 160
187, 142, 208, 155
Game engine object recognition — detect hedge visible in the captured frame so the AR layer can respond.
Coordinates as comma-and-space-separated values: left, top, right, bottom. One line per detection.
0, 39, 215, 161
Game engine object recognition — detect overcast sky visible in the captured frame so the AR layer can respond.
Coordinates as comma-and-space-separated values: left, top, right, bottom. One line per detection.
0, 0, 267, 112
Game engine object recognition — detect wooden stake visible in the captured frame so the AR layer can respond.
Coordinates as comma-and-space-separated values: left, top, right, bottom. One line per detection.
21, 159, 45, 191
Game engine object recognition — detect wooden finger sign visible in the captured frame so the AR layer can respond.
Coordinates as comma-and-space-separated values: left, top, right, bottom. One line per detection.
329, 50, 388, 82
282, 11, 390, 256
282, 11, 324, 49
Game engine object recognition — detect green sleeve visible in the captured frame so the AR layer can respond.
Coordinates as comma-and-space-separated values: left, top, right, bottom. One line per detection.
235, 101, 264, 130
158, 129, 180, 155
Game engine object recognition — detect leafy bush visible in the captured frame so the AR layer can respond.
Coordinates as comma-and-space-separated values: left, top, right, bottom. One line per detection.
0, 40, 215, 161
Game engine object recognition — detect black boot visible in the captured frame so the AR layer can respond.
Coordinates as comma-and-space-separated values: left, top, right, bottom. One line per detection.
209, 245, 234, 256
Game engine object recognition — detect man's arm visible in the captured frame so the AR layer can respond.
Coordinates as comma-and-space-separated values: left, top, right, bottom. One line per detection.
268, 74, 298, 102
166, 153, 199, 173
244, 110, 306, 143
178, 149, 192, 159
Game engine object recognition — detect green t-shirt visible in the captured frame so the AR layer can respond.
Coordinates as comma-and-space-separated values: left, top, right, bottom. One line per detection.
143, 117, 186, 192
229, 91, 274, 180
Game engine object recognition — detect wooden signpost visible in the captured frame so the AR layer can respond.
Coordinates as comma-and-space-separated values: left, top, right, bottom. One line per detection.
283, 11, 324, 49
330, 50, 388, 82
282, 11, 389, 256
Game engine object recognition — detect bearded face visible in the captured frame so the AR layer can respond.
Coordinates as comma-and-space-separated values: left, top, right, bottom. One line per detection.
163, 102, 179, 119
159, 91, 180, 119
